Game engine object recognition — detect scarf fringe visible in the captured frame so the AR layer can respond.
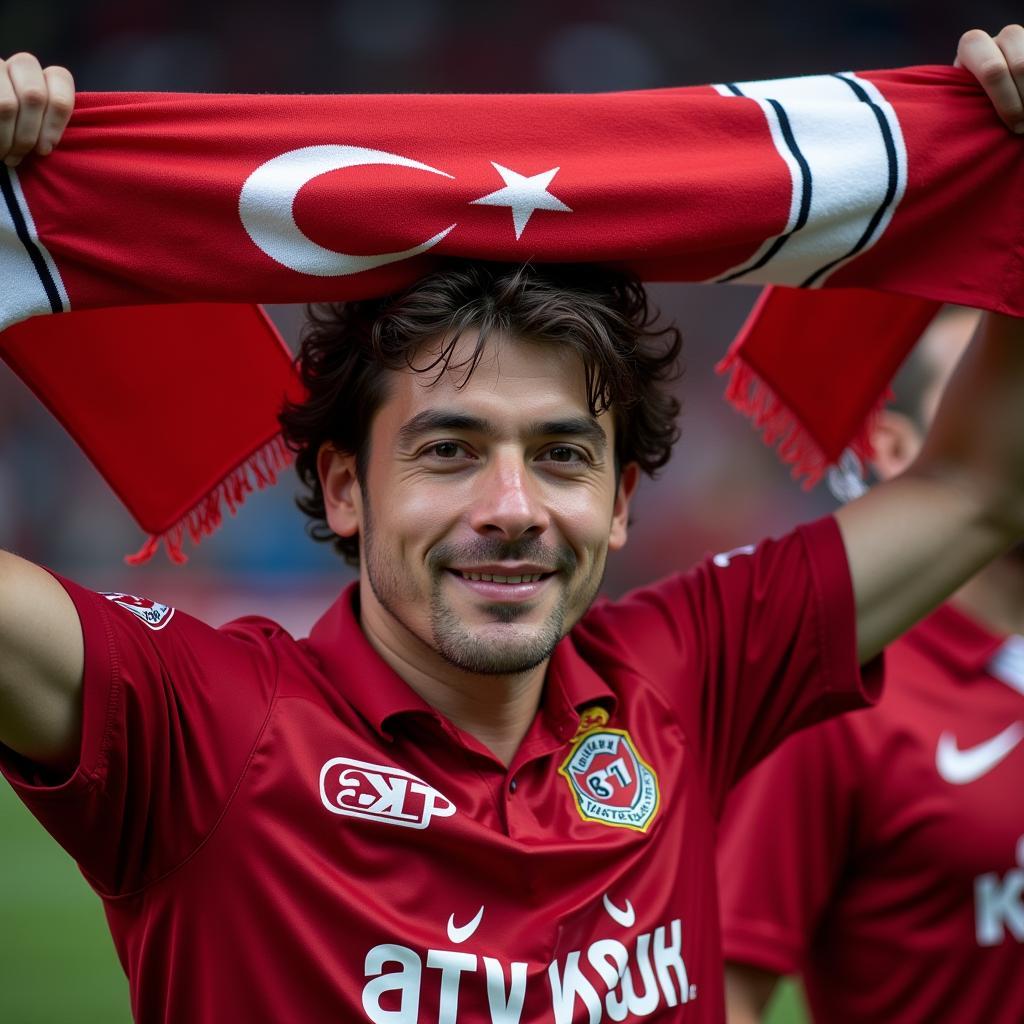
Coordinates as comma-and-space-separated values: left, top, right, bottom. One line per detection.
716, 351, 884, 489
125, 435, 294, 565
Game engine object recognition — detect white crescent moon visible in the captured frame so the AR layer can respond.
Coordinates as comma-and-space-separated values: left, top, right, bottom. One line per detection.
239, 145, 457, 277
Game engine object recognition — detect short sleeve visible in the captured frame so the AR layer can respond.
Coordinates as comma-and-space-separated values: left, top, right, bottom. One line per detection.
716, 718, 861, 976
575, 515, 882, 812
0, 576, 280, 897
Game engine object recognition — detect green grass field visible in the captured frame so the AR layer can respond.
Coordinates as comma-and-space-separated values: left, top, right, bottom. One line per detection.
1, 783, 130, 1023
0, 783, 807, 1022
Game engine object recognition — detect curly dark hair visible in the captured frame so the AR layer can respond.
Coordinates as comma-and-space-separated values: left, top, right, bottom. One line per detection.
279, 261, 684, 565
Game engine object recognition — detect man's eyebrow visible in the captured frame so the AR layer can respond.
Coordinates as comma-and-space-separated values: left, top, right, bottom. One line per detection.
396, 411, 495, 447
529, 417, 608, 453
395, 410, 607, 452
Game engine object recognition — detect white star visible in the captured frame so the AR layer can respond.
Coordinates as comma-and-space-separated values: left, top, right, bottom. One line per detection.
470, 163, 572, 240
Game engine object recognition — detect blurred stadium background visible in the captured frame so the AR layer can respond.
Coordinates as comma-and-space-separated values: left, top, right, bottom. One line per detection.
1, 1, 1019, 1020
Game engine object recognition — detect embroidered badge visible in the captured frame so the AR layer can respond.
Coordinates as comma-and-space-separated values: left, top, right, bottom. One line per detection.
559, 723, 660, 833
100, 592, 175, 631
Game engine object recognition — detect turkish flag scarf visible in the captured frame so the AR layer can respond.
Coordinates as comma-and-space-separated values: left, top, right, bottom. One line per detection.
1, 64, 1021, 561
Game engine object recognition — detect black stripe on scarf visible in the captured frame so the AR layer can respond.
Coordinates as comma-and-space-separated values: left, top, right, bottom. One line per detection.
0, 164, 64, 314
800, 73, 900, 287
717, 90, 813, 283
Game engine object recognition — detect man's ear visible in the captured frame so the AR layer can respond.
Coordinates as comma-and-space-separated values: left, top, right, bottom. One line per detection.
317, 443, 362, 538
608, 462, 641, 551
869, 410, 924, 482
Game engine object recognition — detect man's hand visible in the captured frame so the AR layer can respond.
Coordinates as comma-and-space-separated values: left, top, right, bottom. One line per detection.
956, 25, 1024, 133
0, 52, 75, 168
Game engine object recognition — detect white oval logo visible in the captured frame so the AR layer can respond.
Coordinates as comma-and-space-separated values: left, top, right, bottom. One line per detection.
319, 756, 457, 830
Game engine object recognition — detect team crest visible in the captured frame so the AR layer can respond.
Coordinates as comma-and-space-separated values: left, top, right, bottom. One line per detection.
559, 717, 660, 833
100, 592, 175, 630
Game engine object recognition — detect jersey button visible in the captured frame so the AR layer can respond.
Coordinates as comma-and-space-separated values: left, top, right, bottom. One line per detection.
508, 778, 518, 794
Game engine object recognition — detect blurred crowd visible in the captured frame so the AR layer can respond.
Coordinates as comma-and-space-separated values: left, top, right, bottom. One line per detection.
5, 0, 1018, 94
0, 0, 1017, 634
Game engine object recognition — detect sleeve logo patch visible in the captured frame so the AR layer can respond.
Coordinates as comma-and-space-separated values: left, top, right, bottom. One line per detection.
100, 592, 175, 630
559, 727, 660, 833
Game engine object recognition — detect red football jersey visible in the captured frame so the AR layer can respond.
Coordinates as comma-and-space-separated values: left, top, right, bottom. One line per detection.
1, 518, 877, 1023
718, 602, 1024, 1024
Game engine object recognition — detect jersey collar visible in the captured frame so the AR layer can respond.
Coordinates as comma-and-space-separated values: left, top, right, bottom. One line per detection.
544, 633, 619, 742
306, 583, 617, 743
986, 635, 1024, 697
306, 584, 434, 738
903, 601, 1004, 679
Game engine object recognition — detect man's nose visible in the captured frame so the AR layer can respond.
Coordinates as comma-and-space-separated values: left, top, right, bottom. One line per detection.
468, 452, 550, 540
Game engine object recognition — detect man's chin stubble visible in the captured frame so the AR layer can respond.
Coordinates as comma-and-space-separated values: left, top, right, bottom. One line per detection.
429, 592, 567, 676
362, 501, 607, 675
364, 552, 566, 675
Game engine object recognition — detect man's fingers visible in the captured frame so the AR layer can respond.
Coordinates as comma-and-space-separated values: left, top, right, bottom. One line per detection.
0, 61, 16, 161
6, 52, 48, 166
995, 24, 1024, 129
38, 65, 75, 155
957, 27, 1024, 132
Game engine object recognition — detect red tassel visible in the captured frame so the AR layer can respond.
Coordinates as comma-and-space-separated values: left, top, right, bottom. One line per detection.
124, 435, 294, 565
124, 534, 160, 567
717, 351, 887, 490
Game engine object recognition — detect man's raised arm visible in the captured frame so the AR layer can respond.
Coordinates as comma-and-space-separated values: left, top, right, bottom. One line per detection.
0, 551, 84, 768
838, 308, 1024, 661
1, 53, 83, 769
835, 27, 1024, 663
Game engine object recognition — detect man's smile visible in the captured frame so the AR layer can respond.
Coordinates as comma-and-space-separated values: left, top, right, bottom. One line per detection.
445, 566, 558, 603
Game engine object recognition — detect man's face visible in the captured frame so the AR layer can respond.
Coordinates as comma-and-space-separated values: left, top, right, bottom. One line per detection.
322, 332, 637, 677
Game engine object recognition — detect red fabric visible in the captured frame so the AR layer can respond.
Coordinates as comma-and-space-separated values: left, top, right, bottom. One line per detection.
0, 304, 301, 561
718, 287, 940, 482
1, 518, 877, 1022
1, 65, 1021, 558
717, 603, 1024, 1023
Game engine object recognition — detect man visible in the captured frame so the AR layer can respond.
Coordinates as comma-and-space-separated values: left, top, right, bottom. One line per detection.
0, 28, 1022, 1024
719, 306, 1024, 1024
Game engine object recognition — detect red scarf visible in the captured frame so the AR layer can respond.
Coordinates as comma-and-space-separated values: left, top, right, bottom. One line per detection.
1, 64, 1020, 561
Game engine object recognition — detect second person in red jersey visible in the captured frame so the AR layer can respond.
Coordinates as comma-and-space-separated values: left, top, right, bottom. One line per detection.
719, 308, 1024, 1024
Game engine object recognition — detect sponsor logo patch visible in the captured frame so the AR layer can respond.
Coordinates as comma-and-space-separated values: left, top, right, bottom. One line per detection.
319, 757, 457, 830
559, 723, 660, 832
100, 592, 175, 630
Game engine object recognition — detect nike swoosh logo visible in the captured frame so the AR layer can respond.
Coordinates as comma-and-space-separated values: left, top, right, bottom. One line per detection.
712, 544, 755, 568
447, 905, 484, 944
602, 893, 636, 928
935, 722, 1024, 784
